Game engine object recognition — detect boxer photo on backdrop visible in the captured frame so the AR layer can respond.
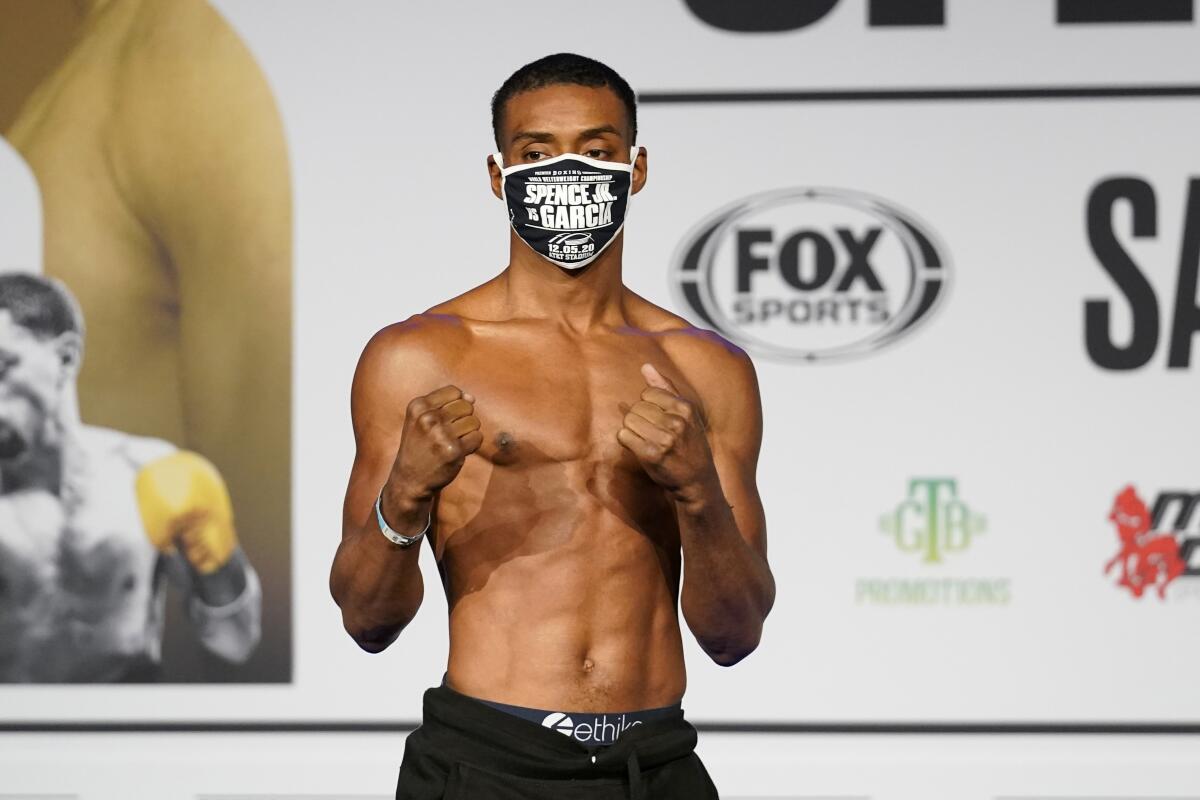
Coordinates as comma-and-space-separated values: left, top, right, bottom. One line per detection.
0, 273, 262, 683
0, 0, 293, 682
330, 52, 776, 799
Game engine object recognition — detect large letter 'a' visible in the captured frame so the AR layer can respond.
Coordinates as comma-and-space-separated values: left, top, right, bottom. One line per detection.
684, 0, 841, 32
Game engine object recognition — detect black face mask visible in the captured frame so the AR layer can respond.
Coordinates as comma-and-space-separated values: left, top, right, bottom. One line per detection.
493, 147, 640, 270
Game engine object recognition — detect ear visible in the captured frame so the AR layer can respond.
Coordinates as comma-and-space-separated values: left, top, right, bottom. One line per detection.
52, 330, 83, 379
631, 145, 648, 196
488, 154, 503, 200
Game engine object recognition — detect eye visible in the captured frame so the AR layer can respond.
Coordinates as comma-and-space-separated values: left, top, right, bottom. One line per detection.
524, 150, 548, 161
584, 149, 609, 159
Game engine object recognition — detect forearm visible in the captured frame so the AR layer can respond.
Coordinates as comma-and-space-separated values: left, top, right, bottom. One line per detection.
676, 476, 775, 665
192, 548, 249, 606
330, 484, 430, 652
188, 552, 262, 663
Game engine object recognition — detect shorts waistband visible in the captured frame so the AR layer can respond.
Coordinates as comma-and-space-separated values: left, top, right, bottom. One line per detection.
439, 672, 682, 746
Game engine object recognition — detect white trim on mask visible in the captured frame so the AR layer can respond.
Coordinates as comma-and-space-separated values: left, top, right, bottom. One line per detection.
493, 146, 641, 175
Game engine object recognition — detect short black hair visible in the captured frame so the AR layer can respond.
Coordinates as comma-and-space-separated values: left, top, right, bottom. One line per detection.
491, 53, 637, 149
0, 272, 83, 340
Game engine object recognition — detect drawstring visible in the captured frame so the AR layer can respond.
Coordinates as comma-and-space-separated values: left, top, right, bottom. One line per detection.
625, 748, 644, 800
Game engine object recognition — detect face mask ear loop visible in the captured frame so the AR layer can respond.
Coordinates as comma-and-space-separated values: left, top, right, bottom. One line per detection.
624, 145, 641, 217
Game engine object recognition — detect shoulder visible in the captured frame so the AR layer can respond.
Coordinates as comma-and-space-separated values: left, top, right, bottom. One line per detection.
360, 275, 501, 369
632, 313, 761, 448
629, 295, 758, 398
109, 0, 287, 207
663, 326, 760, 431
118, 0, 267, 94
80, 426, 177, 471
359, 312, 470, 371
352, 312, 472, 418
660, 325, 755, 382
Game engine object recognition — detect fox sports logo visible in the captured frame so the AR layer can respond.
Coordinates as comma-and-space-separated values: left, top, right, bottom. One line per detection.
670, 188, 950, 362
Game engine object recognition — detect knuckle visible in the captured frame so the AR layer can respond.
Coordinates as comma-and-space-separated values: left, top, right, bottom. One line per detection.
407, 396, 427, 414
441, 441, 462, 460
668, 416, 686, 434
418, 410, 440, 430
677, 402, 694, 421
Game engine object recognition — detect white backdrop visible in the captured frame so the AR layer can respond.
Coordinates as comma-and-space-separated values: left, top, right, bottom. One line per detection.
2, 0, 1199, 729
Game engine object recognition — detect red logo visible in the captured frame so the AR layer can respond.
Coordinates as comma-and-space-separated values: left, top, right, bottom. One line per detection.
1104, 485, 1186, 600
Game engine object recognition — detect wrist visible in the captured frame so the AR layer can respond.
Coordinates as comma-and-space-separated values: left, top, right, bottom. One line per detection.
380, 475, 432, 523
191, 549, 248, 606
672, 471, 721, 517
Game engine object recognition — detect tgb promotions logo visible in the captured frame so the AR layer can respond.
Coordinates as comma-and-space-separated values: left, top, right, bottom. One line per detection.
857, 478, 1009, 606
880, 477, 986, 564
1105, 485, 1200, 600
670, 188, 949, 362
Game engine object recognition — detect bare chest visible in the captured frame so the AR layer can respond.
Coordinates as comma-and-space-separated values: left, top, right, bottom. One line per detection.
453, 334, 697, 472
0, 462, 156, 617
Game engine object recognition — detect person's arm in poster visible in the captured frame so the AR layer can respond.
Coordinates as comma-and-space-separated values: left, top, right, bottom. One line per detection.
137, 450, 262, 663
109, 0, 292, 584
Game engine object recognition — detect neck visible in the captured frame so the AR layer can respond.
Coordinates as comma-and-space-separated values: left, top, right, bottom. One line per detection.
501, 232, 629, 332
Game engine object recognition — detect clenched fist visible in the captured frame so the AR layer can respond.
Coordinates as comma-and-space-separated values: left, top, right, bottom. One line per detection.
617, 363, 717, 502
387, 385, 482, 508
137, 451, 239, 575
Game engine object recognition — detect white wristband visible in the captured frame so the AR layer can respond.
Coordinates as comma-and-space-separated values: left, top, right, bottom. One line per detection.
375, 491, 431, 548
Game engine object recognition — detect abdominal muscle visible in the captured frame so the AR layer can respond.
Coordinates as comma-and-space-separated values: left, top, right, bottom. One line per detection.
438, 497, 688, 713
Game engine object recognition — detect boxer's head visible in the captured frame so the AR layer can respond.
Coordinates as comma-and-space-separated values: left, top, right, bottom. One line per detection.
0, 274, 83, 463
491, 53, 638, 152
487, 53, 647, 265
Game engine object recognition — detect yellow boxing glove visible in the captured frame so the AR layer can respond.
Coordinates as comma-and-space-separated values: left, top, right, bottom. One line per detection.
136, 451, 238, 575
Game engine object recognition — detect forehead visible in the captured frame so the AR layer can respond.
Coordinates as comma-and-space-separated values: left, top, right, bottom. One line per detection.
501, 83, 631, 141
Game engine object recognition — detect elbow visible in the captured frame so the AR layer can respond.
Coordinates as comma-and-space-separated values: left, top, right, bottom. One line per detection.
345, 621, 401, 654
703, 636, 761, 667
698, 620, 764, 667
342, 612, 409, 654
352, 632, 393, 654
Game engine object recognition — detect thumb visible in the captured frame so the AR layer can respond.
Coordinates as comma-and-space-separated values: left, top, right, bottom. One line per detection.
641, 362, 676, 393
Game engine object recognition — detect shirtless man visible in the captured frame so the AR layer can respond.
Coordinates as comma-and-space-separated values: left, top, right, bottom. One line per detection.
3, 0, 290, 676
330, 53, 775, 798
0, 273, 261, 682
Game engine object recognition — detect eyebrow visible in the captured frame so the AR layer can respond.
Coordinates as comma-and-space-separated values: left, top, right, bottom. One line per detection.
509, 125, 624, 145
510, 130, 555, 145
579, 125, 622, 139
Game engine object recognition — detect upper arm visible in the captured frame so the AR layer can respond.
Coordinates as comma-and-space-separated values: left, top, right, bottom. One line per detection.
342, 321, 443, 539
103, 3, 292, 553
689, 337, 768, 563
108, 1, 291, 495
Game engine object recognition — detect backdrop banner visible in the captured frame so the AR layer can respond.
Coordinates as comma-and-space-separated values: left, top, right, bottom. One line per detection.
0, 0, 1196, 724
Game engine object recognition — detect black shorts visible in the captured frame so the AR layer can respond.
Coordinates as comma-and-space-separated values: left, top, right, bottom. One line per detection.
395, 683, 720, 800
